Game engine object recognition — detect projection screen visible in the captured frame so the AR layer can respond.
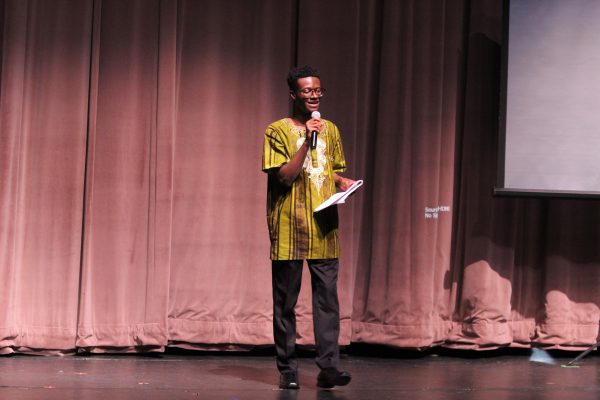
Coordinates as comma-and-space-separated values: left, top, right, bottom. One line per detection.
497, 0, 600, 197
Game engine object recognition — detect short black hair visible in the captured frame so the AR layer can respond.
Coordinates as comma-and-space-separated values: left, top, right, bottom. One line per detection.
286, 65, 320, 91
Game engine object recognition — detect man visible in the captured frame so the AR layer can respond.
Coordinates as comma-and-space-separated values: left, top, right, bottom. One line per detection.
262, 65, 354, 390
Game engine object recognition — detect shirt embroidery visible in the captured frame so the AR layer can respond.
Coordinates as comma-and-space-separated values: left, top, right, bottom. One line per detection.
284, 118, 328, 193
296, 137, 327, 192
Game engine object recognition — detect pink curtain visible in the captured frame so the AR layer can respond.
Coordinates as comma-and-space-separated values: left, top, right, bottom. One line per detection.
1, 0, 599, 354
0, 0, 91, 353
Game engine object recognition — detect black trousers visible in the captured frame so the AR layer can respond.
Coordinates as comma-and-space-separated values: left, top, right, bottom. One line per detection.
272, 258, 340, 373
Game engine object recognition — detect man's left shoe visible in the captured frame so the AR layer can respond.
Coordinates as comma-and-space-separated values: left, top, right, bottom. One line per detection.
316, 368, 352, 389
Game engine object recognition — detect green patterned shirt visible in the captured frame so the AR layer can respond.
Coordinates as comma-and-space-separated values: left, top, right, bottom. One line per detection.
262, 118, 347, 260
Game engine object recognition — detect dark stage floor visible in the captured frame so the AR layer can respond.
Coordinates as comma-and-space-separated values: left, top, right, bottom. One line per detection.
1, 348, 600, 399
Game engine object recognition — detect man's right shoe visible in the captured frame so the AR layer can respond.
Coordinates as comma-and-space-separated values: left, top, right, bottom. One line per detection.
279, 372, 300, 389
316, 368, 352, 388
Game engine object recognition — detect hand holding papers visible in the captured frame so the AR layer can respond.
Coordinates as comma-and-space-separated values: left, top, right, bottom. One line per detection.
314, 180, 363, 213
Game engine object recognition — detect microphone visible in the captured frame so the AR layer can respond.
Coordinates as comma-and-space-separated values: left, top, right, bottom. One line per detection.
310, 111, 320, 149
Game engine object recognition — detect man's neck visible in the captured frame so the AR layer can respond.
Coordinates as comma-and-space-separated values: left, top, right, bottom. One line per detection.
290, 110, 310, 125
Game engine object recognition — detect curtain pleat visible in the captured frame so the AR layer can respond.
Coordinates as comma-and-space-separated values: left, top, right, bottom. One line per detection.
164, 0, 292, 349
0, 0, 92, 353
345, 0, 463, 347
77, 0, 169, 351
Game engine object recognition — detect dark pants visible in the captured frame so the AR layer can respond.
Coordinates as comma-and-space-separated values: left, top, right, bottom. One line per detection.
272, 258, 340, 374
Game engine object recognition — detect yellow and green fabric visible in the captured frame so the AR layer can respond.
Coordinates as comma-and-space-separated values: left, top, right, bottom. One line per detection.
262, 118, 346, 260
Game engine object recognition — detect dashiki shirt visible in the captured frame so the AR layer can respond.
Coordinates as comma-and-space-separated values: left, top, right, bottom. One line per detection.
262, 118, 347, 260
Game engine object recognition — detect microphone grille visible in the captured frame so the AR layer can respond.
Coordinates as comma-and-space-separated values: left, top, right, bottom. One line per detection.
311, 111, 321, 119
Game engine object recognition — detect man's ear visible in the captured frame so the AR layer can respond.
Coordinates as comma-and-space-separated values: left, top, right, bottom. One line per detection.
289, 90, 296, 100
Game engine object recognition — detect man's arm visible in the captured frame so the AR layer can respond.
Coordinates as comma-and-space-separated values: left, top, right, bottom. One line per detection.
276, 118, 323, 186
276, 140, 310, 187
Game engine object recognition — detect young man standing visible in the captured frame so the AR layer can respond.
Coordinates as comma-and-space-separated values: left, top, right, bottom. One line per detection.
262, 65, 354, 389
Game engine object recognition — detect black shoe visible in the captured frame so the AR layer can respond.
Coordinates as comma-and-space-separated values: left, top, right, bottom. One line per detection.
316, 368, 352, 389
279, 372, 300, 389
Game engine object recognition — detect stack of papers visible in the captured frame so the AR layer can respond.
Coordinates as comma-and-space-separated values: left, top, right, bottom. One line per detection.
314, 180, 364, 213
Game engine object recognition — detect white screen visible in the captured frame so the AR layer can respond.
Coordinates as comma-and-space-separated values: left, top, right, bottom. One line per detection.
501, 0, 600, 195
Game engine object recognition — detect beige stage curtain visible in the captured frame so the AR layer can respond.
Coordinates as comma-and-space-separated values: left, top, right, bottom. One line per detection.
2, 0, 600, 354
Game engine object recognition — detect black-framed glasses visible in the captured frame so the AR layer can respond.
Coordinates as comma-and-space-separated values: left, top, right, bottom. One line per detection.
297, 87, 326, 97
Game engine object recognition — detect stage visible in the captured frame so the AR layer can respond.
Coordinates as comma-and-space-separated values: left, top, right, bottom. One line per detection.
1, 349, 599, 399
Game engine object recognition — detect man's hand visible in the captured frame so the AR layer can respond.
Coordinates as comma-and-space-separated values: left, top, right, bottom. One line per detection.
333, 173, 355, 191
305, 118, 323, 141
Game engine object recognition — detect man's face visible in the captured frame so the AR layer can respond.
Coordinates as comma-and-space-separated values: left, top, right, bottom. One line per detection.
291, 76, 322, 115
